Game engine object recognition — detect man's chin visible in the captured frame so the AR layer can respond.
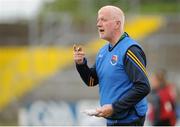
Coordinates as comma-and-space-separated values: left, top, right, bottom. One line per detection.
99, 35, 106, 39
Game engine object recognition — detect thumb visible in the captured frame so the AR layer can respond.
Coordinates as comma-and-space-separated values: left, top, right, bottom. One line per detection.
77, 45, 82, 52
96, 107, 102, 113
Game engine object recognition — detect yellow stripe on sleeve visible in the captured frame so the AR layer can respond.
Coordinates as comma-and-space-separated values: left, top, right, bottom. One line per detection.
127, 50, 148, 77
89, 76, 94, 87
91, 78, 94, 86
128, 50, 147, 71
89, 77, 92, 86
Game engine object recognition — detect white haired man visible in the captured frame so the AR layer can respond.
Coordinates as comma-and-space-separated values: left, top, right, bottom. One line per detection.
73, 5, 150, 126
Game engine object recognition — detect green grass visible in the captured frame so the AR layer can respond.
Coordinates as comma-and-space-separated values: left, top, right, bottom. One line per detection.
140, 2, 180, 14
40, 0, 180, 26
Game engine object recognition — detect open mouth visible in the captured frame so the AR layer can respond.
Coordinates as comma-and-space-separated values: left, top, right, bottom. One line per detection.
99, 29, 105, 33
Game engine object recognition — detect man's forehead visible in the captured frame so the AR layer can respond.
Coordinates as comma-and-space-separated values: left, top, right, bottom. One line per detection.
98, 8, 110, 15
98, 6, 123, 21
98, 9, 112, 19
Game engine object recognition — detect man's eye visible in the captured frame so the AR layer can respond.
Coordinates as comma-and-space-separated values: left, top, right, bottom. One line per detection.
102, 19, 107, 22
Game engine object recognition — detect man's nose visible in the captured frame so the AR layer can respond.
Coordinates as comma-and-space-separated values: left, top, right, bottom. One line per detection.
97, 20, 102, 27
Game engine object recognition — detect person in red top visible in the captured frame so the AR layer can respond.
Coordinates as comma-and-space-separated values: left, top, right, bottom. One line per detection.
148, 69, 176, 126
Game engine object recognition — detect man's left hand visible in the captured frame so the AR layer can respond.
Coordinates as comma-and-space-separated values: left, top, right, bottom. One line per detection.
96, 104, 113, 118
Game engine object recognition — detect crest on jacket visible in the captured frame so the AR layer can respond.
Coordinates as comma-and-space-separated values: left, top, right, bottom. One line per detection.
110, 55, 118, 65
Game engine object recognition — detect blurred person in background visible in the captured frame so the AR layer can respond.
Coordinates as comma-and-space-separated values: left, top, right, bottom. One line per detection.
73, 5, 150, 126
148, 69, 176, 126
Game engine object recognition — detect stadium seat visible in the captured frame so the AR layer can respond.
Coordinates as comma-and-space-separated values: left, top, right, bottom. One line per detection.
19, 101, 74, 125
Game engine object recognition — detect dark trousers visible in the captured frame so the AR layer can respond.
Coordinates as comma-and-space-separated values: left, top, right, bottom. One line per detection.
107, 116, 145, 126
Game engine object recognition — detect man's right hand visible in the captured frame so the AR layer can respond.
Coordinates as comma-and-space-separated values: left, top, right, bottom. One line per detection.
73, 44, 85, 64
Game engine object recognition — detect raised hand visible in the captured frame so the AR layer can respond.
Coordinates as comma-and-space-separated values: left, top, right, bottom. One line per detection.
73, 44, 85, 64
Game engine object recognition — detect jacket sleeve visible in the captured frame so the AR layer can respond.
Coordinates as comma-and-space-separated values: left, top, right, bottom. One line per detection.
112, 45, 151, 115
76, 58, 98, 87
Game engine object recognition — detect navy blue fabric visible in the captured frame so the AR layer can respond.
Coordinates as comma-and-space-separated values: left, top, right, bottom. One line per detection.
76, 32, 150, 124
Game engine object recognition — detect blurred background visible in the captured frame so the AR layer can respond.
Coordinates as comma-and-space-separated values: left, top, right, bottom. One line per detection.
0, 0, 180, 125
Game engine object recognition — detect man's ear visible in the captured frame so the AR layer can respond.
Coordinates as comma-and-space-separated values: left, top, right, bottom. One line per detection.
115, 21, 121, 30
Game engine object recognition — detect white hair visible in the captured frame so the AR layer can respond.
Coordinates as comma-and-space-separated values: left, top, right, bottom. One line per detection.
98, 5, 125, 31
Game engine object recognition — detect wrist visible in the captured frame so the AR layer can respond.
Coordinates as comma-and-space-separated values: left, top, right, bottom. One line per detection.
112, 102, 118, 114
76, 58, 87, 65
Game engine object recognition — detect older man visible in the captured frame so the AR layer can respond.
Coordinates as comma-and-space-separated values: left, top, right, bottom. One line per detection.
73, 5, 150, 126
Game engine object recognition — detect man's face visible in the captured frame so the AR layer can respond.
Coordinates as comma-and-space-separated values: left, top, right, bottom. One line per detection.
97, 9, 117, 41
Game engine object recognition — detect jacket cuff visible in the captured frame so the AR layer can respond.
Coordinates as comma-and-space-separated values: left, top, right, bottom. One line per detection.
76, 58, 87, 66
112, 102, 120, 114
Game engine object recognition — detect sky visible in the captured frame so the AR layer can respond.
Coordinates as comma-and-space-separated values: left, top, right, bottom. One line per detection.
0, 0, 49, 23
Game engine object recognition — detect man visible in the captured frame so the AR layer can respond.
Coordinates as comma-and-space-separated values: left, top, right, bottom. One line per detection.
73, 5, 150, 126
